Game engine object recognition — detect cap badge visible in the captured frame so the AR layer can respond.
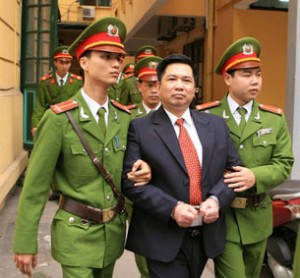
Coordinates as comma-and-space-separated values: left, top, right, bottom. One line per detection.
148, 61, 158, 69
107, 24, 119, 37
62, 49, 69, 54
145, 49, 152, 55
242, 43, 254, 55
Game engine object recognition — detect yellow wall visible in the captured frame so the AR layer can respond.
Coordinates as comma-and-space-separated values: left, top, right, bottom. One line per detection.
0, 0, 28, 209
159, 0, 205, 17
213, 2, 288, 110
59, 0, 113, 22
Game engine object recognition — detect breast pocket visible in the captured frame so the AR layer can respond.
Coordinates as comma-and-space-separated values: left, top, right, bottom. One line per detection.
252, 133, 276, 164
63, 142, 102, 186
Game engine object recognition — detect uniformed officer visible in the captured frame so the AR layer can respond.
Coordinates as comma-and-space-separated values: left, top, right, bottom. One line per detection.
125, 55, 162, 278
107, 63, 134, 105
196, 37, 294, 278
130, 56, 162, 119
31, 45, 82, 137
108, 45, 158, 106
13, 17, 151, 278
122, 63, 135, 79
125, 45, 158, 105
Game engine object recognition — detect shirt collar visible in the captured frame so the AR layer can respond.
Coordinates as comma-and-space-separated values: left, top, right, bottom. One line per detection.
142, 101, 161, 114
164, 108, 192, 127
56, 72, 69, 84
80, 89, 109, 118
227, 94, 253, 115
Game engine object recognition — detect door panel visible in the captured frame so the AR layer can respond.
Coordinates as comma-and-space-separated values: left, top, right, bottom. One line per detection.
21, 0, 58, 149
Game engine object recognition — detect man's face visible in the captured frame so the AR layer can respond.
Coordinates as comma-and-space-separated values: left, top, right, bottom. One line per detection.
54, 58, 72, 77
80, 51, 124, 87
137, 80, 160, 109
158, 63, 195, 116
224, 67, 262, 106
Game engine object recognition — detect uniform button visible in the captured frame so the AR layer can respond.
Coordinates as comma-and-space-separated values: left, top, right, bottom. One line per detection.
107, 195, 111, 200
239, 144, 244, 149
69, 217, 75, 223
263, 140, 267, 145
104, 147, 109, 152
122, 145, 126, 150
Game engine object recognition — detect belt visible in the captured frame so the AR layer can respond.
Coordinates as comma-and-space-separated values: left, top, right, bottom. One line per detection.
185, 226, 203, 237
59, 195, 125, 224
231, 193, 266, 209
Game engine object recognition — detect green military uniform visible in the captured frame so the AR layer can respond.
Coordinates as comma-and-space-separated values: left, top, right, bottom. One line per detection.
108, 75, 129, 105
124, 75, 142, 104
294, 224, 300, 278
31, 72, 82, 128
198, 37, 294, 278
198, 96, 294, 277
14, 16, 133, 278
130, 102, 147, 119
14, 90, 130, 269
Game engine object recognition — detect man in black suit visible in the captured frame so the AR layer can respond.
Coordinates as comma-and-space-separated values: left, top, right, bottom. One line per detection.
122, 54, 241, 278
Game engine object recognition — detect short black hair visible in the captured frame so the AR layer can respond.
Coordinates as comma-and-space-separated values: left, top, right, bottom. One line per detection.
156, 54, 196, 81
226, 69, 236, 76
80, 50, 93, 59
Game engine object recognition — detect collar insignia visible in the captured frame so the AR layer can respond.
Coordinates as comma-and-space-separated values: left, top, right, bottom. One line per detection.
223, 110, 230, 119
254, 111, 260, 120
80, 107, 89, 119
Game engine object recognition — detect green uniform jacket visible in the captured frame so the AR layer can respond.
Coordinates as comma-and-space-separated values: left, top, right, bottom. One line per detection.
14, 91, 130, 268
130, 102, 147, 119
108, 76, 130, 105
31, 72, 83, 128
199, 95, 294, 244
124, 76, 142, 104
108, 74, 142, 105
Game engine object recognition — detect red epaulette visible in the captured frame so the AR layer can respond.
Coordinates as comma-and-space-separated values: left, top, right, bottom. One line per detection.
195, 101, 220, 111
111, 99, 131, 114
50, 100, 79, 114
70, 73, 82, 81
126, 104, 137, 110
40, 74, 52, 81
259, 104, 283, 115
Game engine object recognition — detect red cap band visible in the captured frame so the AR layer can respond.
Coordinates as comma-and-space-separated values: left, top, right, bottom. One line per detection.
75, 32, 125, 59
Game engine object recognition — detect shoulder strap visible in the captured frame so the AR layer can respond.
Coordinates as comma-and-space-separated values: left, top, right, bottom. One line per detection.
65, 111, 125, 209
195, 101, 220, 111
259, 104, 283, 115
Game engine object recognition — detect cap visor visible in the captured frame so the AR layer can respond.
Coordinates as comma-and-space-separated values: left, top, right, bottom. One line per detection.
89, 45, 127, 55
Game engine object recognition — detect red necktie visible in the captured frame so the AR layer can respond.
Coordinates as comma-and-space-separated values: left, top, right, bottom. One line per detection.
176, 118, 202, 205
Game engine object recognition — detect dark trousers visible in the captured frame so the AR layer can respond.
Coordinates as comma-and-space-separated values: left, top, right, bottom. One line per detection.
147, 227, 207, 278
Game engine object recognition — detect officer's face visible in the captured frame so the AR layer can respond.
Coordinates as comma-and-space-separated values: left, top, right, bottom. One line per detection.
158, 63, 195, 117
224, 67, 262, 106
137, 80, 160, 109
80, 51, 125, 88
54, 58, 72, 77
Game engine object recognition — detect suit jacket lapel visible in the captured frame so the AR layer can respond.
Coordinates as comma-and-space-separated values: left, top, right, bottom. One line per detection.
191, 110, 214, 185
152, 107, 187, 173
